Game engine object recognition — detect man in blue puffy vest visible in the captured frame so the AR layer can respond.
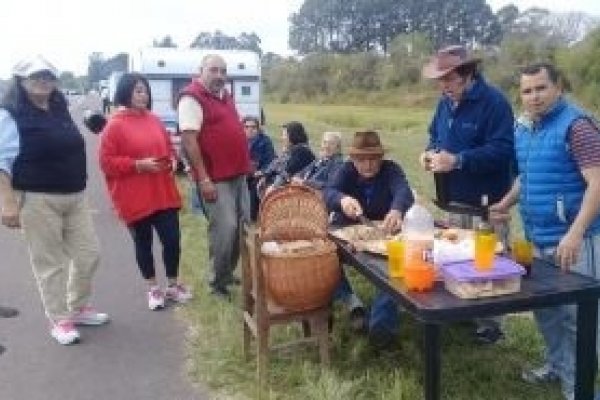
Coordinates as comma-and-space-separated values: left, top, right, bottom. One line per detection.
490, 62, 600, 400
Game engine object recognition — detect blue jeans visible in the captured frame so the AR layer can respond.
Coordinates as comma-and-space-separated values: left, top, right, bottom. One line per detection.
334, 269, 399, 339
533, 234, 600, 400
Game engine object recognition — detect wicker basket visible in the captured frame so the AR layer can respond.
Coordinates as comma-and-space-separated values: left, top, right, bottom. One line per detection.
258, 184, 341, 312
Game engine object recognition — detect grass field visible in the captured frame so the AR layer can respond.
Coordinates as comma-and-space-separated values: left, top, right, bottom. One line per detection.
177, 102, 565, 400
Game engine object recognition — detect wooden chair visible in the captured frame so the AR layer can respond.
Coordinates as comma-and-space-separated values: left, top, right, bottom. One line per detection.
240, 223, 332, 393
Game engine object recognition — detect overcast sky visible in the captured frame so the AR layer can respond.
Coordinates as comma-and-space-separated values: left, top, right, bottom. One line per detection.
1, 0, 599, 79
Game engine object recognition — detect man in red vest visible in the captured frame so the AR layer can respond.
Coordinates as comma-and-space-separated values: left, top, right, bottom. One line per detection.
178, 54, 252, 299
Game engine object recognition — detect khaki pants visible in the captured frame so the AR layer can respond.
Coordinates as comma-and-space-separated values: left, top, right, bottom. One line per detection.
20, 192, 100, 322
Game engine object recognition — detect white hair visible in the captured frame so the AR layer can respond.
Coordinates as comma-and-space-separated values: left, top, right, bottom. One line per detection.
322, 131, 342, 153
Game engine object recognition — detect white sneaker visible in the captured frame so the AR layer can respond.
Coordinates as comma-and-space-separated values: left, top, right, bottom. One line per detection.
50, 320, 80, 345
72, 305, 110, 326
165, 283, 193, 303
148, 286, 165, 310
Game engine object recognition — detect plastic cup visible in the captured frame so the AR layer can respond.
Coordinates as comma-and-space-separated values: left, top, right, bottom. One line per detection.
386, 240, 404, 279
512, 238, 534, 276
474, 232, 497, 271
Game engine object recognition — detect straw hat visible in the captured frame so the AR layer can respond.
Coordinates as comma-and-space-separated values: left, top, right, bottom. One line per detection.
348, 131, 384, 156
422, 45, 481, 80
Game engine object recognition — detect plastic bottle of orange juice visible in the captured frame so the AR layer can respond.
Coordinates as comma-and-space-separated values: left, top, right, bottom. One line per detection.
402, 200, 434, 269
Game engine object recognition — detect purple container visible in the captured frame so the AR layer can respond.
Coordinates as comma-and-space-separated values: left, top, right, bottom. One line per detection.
440, 256, 526, 282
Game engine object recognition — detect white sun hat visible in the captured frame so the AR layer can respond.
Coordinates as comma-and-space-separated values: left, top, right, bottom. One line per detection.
12, 55, 59, 79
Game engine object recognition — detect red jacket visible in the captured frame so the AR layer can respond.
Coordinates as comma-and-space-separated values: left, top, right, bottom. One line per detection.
99, 109, 181, 224
179, 81, 251, 182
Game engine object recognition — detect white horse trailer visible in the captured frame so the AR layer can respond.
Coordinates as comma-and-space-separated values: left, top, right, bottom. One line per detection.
128, 47, 262, 122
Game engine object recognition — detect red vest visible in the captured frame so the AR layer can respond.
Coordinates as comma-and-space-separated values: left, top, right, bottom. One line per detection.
180, 81, 251, 182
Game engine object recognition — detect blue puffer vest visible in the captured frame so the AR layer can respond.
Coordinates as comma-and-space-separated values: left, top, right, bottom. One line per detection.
515, 98, 600, 248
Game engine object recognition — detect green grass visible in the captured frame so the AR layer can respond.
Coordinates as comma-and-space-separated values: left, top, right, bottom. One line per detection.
177, 102, 563, 400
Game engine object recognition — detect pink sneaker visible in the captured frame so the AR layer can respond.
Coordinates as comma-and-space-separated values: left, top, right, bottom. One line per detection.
50, 319, 80, 345
148, 286, 165, 310
165, 283, 193, 303
72, 305, 110, 326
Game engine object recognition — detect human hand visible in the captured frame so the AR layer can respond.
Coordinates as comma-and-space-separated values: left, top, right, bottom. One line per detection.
1, 200, 21, 229
135, 157, 166, 173
198, 180, 218, 203
382, 209, 402, 234
340, 196, 363, 219
488, 201, 511, 224
428, 150, 457, 173
556, 232, 583, 271
419, 151, 435, 171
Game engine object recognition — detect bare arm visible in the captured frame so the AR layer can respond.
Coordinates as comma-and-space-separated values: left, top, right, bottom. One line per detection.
0, 171, 20, 228
557, 166, 600, 270
488, 176, 521, 223
181, 131, 217, 202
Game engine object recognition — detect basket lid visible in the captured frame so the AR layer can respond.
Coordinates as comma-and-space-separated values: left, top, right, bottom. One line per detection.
440, 256, 525, 282
259, 184, 329, 241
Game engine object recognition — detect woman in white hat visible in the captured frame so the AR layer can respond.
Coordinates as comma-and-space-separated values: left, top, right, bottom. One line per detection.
0, 55, 109, 345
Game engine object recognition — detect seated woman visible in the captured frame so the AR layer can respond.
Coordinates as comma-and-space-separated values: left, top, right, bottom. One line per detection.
243, 115, 275, 221
259, 121, 315, 196
324, 131, 414, 346
292, 131, 344, 190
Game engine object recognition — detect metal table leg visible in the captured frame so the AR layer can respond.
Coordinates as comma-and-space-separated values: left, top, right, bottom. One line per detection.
424, 323, 441, 400
575, 299, 598, 400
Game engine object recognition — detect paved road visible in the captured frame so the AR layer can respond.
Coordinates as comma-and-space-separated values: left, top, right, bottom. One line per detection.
0, 96, 207, 400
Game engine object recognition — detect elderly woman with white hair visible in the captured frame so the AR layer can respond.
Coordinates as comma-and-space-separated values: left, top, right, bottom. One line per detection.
292, 131, 344, 190
0, 56, 108, 346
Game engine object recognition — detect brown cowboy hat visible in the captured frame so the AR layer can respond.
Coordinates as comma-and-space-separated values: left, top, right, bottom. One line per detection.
422, 45, 481, 80
348, 131, 385, 156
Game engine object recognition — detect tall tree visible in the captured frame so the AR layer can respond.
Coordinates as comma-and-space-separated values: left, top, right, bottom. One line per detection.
153, 35, 177, 48
289, 0, 501, 54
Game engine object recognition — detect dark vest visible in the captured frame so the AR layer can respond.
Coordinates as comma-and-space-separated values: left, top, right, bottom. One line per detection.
179, 81, 250, 182
7, 98, 86, 193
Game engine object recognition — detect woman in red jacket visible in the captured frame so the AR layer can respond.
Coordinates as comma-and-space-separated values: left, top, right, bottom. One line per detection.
99, 73, 191, 310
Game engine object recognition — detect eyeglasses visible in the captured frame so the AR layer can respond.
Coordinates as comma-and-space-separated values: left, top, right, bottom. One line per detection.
207, 66, 227, 75
244, 125, 258, 129
27, 71, 57, 82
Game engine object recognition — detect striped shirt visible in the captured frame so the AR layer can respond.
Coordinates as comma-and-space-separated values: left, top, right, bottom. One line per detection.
569, 118, 600, 169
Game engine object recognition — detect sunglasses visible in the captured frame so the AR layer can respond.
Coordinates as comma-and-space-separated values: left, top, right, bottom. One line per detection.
27, 70, 57, 82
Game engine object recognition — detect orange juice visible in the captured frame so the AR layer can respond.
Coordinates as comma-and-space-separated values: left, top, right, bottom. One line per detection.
474, 232, 497, 270
512, 238, 534, 276
386, 240, 404, 278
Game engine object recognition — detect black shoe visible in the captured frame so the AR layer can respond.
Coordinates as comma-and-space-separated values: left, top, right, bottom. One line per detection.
0, 306, 18, 318
228, 277, 241, 286
368, 328, 397, 350
210, 286, 231, 301
474, 325, 504, 344
349, 306, 367, 333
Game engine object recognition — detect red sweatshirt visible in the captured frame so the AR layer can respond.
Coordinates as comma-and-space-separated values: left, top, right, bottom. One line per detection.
99, 109, 181, 224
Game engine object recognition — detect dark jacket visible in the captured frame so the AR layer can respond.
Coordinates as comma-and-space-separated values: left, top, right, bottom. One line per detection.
297, 153, 344, 190
427, 74, 514, 205
265, 143, 315, 188
6, 92, 86, 193
324, 159, 414, 225
248, 131, 275, 174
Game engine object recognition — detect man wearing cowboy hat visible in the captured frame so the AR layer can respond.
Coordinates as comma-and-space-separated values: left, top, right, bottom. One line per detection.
325, 131, 414, 347
420, 45, 515, 344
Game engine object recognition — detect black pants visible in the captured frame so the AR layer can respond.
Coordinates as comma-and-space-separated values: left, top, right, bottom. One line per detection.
128, 209, 180, 280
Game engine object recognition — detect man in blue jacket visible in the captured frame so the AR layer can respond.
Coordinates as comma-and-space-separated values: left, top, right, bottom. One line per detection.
420, 45, 515, 344
491, 63, 600, 400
